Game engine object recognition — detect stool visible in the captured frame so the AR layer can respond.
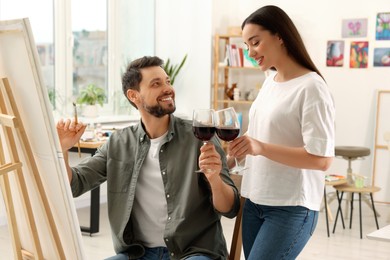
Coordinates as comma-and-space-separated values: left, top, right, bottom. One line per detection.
335, 146, 371, 218
335, 146, 370, 184
324, 178, 347, 237
332, 184, 380, 238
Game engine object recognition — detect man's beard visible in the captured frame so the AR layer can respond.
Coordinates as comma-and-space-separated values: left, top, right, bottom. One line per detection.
142, 102, 176, 118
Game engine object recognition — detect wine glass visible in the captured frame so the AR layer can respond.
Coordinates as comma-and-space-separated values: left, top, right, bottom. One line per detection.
192, 109, 216, 172
215, 107, 248, 174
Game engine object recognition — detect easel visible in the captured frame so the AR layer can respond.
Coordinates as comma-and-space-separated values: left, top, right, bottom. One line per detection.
0, 78, 65, 259
372, 90, 390, 204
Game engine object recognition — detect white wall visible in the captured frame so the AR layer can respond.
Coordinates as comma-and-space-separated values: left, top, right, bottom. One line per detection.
211, 0, 390, 201
155, 0, 213, 117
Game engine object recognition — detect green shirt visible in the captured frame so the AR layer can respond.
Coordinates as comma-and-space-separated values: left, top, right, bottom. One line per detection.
71, 115, 240, 259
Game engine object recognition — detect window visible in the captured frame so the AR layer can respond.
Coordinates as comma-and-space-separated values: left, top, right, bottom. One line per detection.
0, 0, 55, 106
71, 0, 107, 103
0, 0, 155, 117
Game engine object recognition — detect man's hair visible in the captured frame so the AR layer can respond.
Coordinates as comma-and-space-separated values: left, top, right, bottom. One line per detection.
122, 56, 164, 108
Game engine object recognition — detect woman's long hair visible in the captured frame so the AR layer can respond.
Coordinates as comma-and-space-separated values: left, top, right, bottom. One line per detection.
242, 5, 324, 80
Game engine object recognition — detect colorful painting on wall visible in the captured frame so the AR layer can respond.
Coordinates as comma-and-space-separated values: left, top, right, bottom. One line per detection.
350, 41, 369, 68
373, 48, 390, 67
342, 19, 368, 38
326, 40, 344, 67
376, 13, 390, 40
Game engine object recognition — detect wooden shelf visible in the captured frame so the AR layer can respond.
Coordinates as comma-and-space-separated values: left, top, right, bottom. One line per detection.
216, 34, 242, 39
219, 65, 261, 70
212, 33, 264, 128
216, 99, 253, 105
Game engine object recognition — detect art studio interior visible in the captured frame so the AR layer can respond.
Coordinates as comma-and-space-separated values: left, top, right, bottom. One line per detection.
0, 0, 389, 259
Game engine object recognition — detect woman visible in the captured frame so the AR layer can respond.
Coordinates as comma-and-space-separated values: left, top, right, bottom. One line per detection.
228, 5, 335, 259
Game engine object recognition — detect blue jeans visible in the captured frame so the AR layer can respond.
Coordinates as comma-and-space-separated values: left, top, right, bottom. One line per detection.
242, 199, 318, 260
104, 247, 169, 260
104, 246, 213, 260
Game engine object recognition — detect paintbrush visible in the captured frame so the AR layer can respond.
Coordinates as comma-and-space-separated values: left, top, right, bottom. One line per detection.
73, 102, 81, 157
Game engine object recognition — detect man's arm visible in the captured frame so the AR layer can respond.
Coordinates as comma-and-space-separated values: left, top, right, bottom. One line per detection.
199, 143, 237, 214
56, 118, 87, 183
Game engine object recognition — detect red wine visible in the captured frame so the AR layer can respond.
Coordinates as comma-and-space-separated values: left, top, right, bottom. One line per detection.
216, 128, 240, 141
193, 126, 216, 141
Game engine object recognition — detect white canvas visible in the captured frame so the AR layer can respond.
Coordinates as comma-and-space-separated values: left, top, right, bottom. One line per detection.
0, 18, 85, 259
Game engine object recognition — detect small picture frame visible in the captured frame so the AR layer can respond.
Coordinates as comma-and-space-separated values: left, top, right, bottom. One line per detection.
342, 19, 368, 38
326, 40, 344, 67
375, 13, 390, 40
350, 41, 369, 68
373, 48, 390, 67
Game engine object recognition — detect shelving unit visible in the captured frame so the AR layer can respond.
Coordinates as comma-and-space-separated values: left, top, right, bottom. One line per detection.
212, 34, 265, 134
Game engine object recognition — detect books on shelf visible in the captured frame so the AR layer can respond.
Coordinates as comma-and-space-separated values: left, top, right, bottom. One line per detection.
225, 44, 258, 68
243, 49, 258, 67
325, 174, 346, 182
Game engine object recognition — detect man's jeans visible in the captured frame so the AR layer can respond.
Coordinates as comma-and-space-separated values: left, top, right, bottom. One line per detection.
105, 246, 213, 260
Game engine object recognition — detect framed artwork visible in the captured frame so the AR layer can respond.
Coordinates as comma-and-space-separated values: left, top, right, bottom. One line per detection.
375, 12, 390, 40
350, 41, 369, 68
342, 19, 368, 38
373, 48, 390, 67
326, 40, 344, 67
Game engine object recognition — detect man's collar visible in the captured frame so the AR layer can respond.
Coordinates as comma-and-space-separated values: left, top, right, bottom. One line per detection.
137, 114, 176, 142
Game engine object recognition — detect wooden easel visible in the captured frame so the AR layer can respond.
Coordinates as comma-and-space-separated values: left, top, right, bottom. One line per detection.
372, 90, 390, 204
0, 78, 65, 259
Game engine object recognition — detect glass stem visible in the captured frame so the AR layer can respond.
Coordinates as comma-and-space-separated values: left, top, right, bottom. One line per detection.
234, 157, 240, 167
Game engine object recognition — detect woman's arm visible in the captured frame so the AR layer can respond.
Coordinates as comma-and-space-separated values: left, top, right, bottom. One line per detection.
229, 135, 333, 171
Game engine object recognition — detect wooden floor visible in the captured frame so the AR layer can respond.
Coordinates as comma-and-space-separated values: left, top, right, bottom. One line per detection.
1, 199, 389, 259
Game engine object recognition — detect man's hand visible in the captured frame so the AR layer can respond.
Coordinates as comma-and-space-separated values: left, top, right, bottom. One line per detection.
199, 142, 235, 213
198, 142, 222, 181
56, 118, 87, 152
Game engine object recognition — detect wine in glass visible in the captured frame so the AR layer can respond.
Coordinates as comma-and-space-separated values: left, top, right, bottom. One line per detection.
215, 107, 247, 173
192, 109, 216, 172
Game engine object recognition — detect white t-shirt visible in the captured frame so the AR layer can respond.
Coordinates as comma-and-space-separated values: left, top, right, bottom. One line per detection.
132, 132, 168, 247
241, 71, 335, 211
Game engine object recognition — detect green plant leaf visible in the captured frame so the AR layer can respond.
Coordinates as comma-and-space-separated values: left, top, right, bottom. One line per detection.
76, 83, 106, 106
163, 54, 187, 86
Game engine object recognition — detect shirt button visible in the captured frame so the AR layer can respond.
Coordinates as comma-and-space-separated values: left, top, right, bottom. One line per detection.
162, 171, 166, 175
168, 216, 171, 220
167, 194, 170, 198
160, 149, 163, 152
165, 238, 169, 242
171, 253, 174, 256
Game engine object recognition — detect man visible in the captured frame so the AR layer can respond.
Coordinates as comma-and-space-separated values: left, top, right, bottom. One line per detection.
57, 56, 240, 260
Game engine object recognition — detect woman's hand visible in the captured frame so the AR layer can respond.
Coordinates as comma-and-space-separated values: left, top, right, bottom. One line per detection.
228, 134, 262, 158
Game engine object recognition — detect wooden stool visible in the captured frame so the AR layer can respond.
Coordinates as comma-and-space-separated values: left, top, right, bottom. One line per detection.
335, 146, 370, 184
332, 184, 380, 239
335, 146, 371, 218
324, 178, 347, 237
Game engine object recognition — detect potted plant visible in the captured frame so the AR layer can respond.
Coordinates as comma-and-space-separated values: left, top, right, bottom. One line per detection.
163, 54, 187, 85
76, 83, 106, 117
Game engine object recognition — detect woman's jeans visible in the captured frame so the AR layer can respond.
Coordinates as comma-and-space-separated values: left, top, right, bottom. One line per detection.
104, 246, 213, 260
242, 199, 318, 260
